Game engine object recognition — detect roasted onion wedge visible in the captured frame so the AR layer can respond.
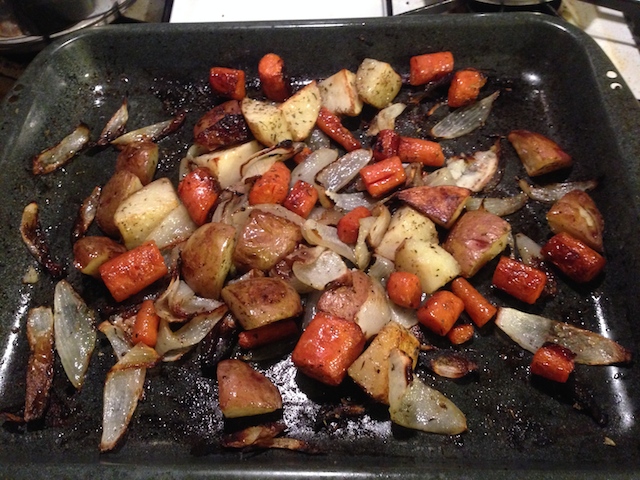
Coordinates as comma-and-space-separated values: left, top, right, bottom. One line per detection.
32, 123, 91, 175
24, 307, 55, 422
518, 178, 598, 203
20, 202, 65, 278
97, 98, 129, 146
431, 91, 499, 139
110, 112, 186, 147
71, 186, 101, 243
495, 307, 632, 365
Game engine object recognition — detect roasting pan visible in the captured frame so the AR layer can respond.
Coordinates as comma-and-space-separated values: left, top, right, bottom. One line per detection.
0, 13, 639, 479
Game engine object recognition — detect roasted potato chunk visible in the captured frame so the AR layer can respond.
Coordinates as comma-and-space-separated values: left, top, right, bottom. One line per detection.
279, 81, 321, 141
443, 209, 511, 278
193, 99, 249, 151
193, 140, 262, 189
347, 321, 419, 404
375, 206, 438, 260
217, 359, 282, 418
114, 140, 159, 185
181, 222, 236, 299
356, 58, 402, 109
316, 270, 370, 322
546, 189, 604, 252
508, 130, 572, 177
95, 170, 143, 238
395, 239, 461, 294
241, 97, 292, 147
73, 236, 127, 277
221, 277, 302, 330
233, 210, 302, 272
397, 185, 471, 229
318, 69, 363, 117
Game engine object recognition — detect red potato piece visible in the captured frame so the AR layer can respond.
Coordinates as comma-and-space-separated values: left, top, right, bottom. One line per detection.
292, 312, 366, 386
114, 141, 159, 185
193, 100, 250, 151
73, 236, 128, 278
397, 185, 471, 229
508, 130, 572, 177
217, 359, 282, 418
541, 232, 606, 283
316, 270, 371, 322
546, 189, 604, 252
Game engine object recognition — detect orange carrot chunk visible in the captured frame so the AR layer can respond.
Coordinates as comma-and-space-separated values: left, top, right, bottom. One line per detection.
248, 161, 291, 206
293, 146, 313, 165
316, 107, 362, 152
397, 136, 445, 167
99, 241, 168, 302
132, 299, 160, 348
447, 68, 487, 108
291, 312, 366, 386
451, 277, 497, 327
372, 129, 400, 162
178, 167, 220, 226
387, 271, 422, 309
359, 156, 407, 198
541, 232, 606, 283
238, 319, 299, 349
447, 323, 475, 345
409, 51, 454, 86
530, 343, 576, 383
492, 256, 547, 305
336, 206, 372, 244
209, 67, 246, 100
283, 180, 318, 219
417, 290, 465, 336
258, 53, 290, 102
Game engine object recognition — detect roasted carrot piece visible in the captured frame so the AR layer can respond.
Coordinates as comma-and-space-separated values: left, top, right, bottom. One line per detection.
336, 206, 372, 244
372, 129, 400, 162
248, 161, 291, 206
541, 232, 606, 283
397, 136, 445, 167
291, 312, 365, 386
451, 277, 497, 327
359, 155, 407, 198
99, 241, 168, 302
293, 146, 313, 165
448, 68, 487, 108
447, 323, 475, 345
132, 299, 160, 347
238, 319, 299, 349
417, 290, 465, 336
283, 180, 318, 218
386, 271, 422, 309
530, 343, 576, 383
178, 167, 220, 226
409, 51, 454, 86
209, 67, 246, 100
316, 107, 362, 152
492, 256, 547, 305
258, 53, 290, 102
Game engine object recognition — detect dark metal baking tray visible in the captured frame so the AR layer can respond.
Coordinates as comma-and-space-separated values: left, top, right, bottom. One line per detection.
0, 12, 639, 479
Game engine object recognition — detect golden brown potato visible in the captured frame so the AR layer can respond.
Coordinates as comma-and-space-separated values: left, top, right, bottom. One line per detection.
114, 140, 159, 185
193, 100, 249, 151
347, 321, 419, 404
217, 359, 282, 418
546, 190, 604, 252
72, 236, 127, 277
375, 206, 438, 260
443, 210, 511, 278
233, 210, 302, 272
316, 270, 370, 322
181, 222, 236, 299
95, 170, 143, 238
221, 277, 302, 330
508, 130, 572, 177
394, 239, 461, 294
397, 185, 471, 229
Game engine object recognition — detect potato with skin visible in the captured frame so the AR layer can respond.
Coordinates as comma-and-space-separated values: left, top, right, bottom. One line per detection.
375, 206, 438, 260
181, 222, 236, 299
395, 239, 461, 294
193, 99, 249, 151
397, 185, 471, 229
221, 277, 302, 330
193, 140, 262, 189
546, 189, 604, 252
347, 321, 419, 404
233, 210, 302, 272
443, 209, 512, 278
95, 170, 143, 238
73, 236, 127, 277
217, 359, 282, 418
114, 140, 159, 185
508, 130, 572, 177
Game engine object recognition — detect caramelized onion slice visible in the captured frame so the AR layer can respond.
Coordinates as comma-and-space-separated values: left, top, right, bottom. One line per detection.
514, 232, 543, 266
53, 280, 97, 389
325, 191, 380, 211
495, 307, 632, 365
317, 149, 372, 192
98, 98, 129, 146
518, 178, 598, 203
71, 186, 101, 242
301, 219, 356, 264
98, 321, 133, 361
100, 343, 159, 452
292, 248, 348, 290
388, 349, 467, 434
32, 123, 91, 175
24, 307, 55, 422
431, 91, 499, 139
428, 352, 478, 379
155, 276, 225, 323
240, 141, 304, 181
465, 192, 528, 217
111, 112, 186, 147
20, 202, 65, 278
290, 148, 338, 188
